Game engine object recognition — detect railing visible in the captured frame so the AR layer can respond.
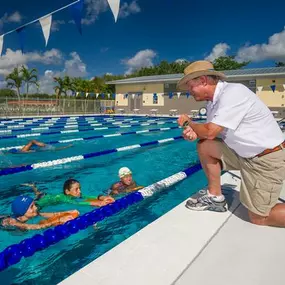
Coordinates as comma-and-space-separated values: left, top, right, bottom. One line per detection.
0, 98, 115, 117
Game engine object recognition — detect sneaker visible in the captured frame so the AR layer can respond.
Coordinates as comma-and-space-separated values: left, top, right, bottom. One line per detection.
185, 189, 227, 212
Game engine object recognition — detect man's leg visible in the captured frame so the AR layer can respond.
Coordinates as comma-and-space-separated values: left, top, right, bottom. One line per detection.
240, 150, 285, 227
248, 204, 285, 227
186, 139, 240, 212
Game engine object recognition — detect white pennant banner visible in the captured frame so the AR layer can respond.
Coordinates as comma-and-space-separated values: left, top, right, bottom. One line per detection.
257, 86, 263, 92
86, 92, 89, 98
107, 0, 120, 22
39, 14, 52, 46
283, 84, 285, 91
107, 93, 110, 99
96, 93, 100, 98
0, 35, 3, 56
177, 92, 181, 99
76, 92, 80, 97
132, 94, 135, 99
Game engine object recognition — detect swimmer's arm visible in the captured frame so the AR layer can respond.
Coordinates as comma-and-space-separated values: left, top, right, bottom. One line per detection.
4, 218, 57, 230
39, 210, 78, 218
109, 183, 120, 195
54, 144, 73, 151
21, 183, 42, 197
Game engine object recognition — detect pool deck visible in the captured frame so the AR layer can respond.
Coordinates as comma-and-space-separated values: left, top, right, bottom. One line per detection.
60, 168, 285, 285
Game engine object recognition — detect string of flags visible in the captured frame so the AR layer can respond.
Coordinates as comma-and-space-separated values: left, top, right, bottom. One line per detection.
0, 0, 121, 56
122, 92, 191, 99
257, 84, 285, 93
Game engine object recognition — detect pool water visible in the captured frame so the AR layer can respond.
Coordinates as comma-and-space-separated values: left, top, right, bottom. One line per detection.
0, 115, 207, 284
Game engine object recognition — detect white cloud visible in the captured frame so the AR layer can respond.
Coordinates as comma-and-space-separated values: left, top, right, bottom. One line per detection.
205, 43, 231, 62
236, 27, 285, 62
0, 11, 23, 31
63, 52, 87, 77
119, 1, 141, 19
32, 52, 88, 94
51, 20, 65, 32
0, 48, 63, 76
105, 72, 113, 75
82, 0, 109, 25
175, 58, 188, 64
123, 49, 157, 74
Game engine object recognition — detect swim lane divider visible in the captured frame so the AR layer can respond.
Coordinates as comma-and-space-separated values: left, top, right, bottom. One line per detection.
0, 135, 183, 176
0, 126, 180, 151
0, 163, 202, 271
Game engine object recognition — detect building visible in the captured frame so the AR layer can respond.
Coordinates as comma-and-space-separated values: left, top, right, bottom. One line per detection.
106, 67, 285, 117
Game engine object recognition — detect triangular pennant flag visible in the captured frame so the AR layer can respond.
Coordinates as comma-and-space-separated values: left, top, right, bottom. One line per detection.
0, 35, 3, 56
76, 92, 80, 97
86, 92, 89, 98
70, 0, 84, 35
16, 27, 25, 54
177, 92, 181, 99
96, 93, 100, 98
270, 85, 276, 92
168, 92, 173, 99
107, 93, 110, 99
186, 92, 190, 98
124, 93, 128, 99
39, 14, 52, 46
283, 84, 285, 91
107, 0, 120, 22
132, 94, 135, 99
257, 86, 263, 92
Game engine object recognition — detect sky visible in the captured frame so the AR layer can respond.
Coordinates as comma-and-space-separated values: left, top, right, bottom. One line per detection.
1, 0, 285, 93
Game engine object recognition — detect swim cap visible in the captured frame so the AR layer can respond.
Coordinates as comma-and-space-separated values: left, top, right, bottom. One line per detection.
9, 148, 19, 154
119, 167, 132, 178
11, 195, 34, 217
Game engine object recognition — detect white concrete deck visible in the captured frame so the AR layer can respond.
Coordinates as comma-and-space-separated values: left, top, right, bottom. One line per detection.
60, 168, 285, 285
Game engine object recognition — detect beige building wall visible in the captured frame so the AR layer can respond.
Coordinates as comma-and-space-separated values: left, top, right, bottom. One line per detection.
256, 78, 285, 107
115, 83, 164, 107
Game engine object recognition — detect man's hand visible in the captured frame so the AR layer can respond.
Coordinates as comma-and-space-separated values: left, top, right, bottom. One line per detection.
183, 126, 198, 141
177, 114, 191, 128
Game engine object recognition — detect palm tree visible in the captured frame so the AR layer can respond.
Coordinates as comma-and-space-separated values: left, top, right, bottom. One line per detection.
54, 77, 67, 104
21, 66, 39, 98
6, 67, 23, 102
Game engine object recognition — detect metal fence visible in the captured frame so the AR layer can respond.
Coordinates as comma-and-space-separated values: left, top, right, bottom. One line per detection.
0, 97, 115, 117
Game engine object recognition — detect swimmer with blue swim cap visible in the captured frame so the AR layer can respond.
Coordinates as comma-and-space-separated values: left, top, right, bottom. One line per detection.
8, 139, 72, 154
0, 195, 78, 230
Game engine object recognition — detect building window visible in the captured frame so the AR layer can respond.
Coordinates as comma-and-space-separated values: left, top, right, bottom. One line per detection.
153, 94, 158, 104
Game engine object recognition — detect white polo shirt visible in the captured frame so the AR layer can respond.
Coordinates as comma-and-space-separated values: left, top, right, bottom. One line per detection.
206, 81, 284, 158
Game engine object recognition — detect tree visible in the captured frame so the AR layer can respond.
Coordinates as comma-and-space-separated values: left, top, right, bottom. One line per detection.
6, 67, 23, 102
21, 66, 39, 98
54, 76, 67, 103
212, 56, 249, 71
275, 62, 285, 67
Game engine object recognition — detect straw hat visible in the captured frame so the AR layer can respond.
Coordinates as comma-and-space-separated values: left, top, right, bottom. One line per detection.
177, 60, 226, 91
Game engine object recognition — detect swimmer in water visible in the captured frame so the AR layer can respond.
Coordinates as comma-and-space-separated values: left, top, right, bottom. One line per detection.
22, 179, 114, 209
8, 140, 72, 154
109, 167, 143, 196
0, 195, 78, 231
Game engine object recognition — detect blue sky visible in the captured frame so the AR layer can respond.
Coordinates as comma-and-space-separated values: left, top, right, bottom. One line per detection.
1, 0, 285, 93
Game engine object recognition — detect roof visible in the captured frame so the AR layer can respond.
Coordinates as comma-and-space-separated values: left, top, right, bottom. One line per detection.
106, 67, 285, 85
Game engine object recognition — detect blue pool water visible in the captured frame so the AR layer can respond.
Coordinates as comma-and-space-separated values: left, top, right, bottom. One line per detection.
0, 115, 207, 284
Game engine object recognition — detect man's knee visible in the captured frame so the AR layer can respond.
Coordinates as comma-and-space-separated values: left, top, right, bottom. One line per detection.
248, 210, 267, 226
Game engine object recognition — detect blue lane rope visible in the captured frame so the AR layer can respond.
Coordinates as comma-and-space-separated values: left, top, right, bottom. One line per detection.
0, 135, 184, 176
0, 163, 202, 272
0, 117, 165, 130
0, 126, 180, 151
0, 118, 167, 135
0, 120, 178, 140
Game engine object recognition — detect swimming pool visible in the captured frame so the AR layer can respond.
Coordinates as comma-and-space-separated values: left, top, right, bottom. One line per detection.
0, 115, 207, 284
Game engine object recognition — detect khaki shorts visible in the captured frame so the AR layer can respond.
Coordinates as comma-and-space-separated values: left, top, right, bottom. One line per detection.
217, 139, 285, 216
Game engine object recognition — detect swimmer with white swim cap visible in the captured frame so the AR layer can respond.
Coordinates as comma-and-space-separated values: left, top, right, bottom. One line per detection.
109, 167, 143, 196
